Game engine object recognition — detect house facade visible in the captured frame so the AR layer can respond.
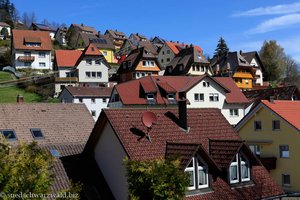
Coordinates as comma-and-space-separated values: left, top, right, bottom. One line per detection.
54, 43, 110, 96
12, 30, 53, 70
236, 100, 300, 192
54, 27, 68, 46
0, 22, 11, 38
109, 75, 249, 125
242, 51, 264, 86
30, 22, 56, 40
211, 51, 256, 90
84, 106, 283, 200
104, 29, 127, 49
117, 47, 161, 83
59, 86, 112, 121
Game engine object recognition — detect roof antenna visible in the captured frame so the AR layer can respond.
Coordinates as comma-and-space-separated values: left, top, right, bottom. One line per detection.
141, 111, 157, 142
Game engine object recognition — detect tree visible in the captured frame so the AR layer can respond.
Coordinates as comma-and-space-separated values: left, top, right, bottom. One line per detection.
283, 55, 300, 85
214, 37, 229, 58
0, 138, 54, 194
259, 40, 286, 82
1, 27, 8, 38
124, 157, 189, 200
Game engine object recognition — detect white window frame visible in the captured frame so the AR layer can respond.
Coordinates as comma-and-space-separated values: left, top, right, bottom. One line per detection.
185, 157, 196, 190
209, 93, 219, 102
185, 157, 209, 191
39, 62, 46, 67
97, 72, 102, 78
197, 158, 209, 189
95, 59, 101, 65
280, 145, 289, 158
249, 145, 260, 157
91, 98, 96, 104
229, 154, 239, 184
229, 153, 251, 184
39, 52, 46, 58
167, 93, 175, 100
86, 59, 92, 66
229, 109, 239, 117
240, 155, 250, 182
146, 93, 154, 100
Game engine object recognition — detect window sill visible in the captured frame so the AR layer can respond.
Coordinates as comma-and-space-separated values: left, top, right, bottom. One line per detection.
230, 181, 254, 189
186, 187, 213, 197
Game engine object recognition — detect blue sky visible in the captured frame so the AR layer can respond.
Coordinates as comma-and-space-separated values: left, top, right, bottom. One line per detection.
13, 0, 300, 62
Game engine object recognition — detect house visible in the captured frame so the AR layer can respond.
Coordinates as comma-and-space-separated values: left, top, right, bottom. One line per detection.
109, 75, 249, 125
0, 103, 114, 199
117, 38, 158, 59
104, 29, 127, 49
151, 36, 167, 49
164, 46, 212, 76
243, 85, 300, 113
54, 27, 68, 46
59, 86, 113, 121
211, 51, 256, 90
54, 43, 110, 96
236, 100, 300, 193
75, 32, 116, 63
12, 30, 53, 70
0, 22, 11, 38
117, 47, 162, 83
129, 33, 148, 42
67, 23, 98, 48
84, 103, 283, 200
29, 22, 57, 40
241, 51, 264, 86
157, 41, 203, 68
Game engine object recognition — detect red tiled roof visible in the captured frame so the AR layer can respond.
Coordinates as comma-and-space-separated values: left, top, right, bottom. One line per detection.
83, 43, 103, 56
157, 81, 176, 93
55, 50, 82, 67
262, 100, 300, 130
166, 42, 203, 54
215, 77, 249, 104
12, 30, 53, 51
87, 107, 283, 199
64, 86, 113, 97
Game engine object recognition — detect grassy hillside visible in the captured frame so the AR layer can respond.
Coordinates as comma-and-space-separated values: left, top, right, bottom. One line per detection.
0, 71, 14, 82
0, 86, 42, 103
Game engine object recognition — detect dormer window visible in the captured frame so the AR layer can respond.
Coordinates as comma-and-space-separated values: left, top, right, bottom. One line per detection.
185, 157, 209, 190
229, 153, 250, 184
146, 93, 154, 100
167, 94, 175, 100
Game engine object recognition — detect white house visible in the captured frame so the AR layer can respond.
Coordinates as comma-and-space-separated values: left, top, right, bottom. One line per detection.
54, 43, 110, 96
12, 30, 52, 70
108, 75, 249, 125
59, 86, 113, 121
242, 51, 264, 86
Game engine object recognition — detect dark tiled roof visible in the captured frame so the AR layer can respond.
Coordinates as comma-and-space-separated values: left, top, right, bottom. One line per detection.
31, 23, 56, 32
64, 86, 113, 97
72, 24, 98, 35
86, 108, 283, 199
105, 29, 127, 40
166, 46, 210, 75
78, 32, 115, 50
241, 51, 265, 71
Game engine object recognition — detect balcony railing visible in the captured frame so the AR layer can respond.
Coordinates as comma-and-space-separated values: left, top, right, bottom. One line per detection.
259, 157, 277, 171
18, 56, 35, 62
55, 77, 78, 83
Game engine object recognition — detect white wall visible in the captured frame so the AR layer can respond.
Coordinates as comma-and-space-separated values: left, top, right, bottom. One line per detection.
187, 77, 246, 125
77, 58, 109, 84
250, 58, 263, 86
14, 50, 52, 70
59, 69, 73, 77
73, 97, 109, 121
94, 122, 128, 200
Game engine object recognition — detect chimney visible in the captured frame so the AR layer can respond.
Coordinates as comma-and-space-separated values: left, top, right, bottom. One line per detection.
239, 50, 242, 55
178, 92, 188, 131
17, 94, 24, 103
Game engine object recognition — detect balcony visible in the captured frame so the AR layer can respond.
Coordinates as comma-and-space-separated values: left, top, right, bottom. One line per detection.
259, 157, 277, 171
18, 56, 35, 62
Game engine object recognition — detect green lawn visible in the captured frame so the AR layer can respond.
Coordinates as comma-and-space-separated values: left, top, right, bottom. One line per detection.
0, 86, 42, 103
0, 71, 14, 82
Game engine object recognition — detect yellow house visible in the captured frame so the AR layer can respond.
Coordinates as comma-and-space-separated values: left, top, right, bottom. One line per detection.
232, 68, 254, 90
235, 100, 300, 192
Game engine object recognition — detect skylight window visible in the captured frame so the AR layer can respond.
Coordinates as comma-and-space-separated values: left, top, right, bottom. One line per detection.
0, 129, 17, 140
30, 128, 44, 139
49, 149, 61, 158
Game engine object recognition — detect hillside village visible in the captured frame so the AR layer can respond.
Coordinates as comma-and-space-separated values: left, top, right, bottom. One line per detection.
1, 4, 300, 199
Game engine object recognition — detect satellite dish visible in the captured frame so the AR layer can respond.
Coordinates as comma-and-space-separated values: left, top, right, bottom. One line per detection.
142, 111, 157, 128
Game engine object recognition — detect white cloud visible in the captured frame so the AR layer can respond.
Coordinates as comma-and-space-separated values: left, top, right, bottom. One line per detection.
248, 14, 300, 34
233, 2, 300, 17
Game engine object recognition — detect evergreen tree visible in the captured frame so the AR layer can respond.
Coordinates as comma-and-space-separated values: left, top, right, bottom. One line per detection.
0, 27, 8, 38
214, 37, 229, 58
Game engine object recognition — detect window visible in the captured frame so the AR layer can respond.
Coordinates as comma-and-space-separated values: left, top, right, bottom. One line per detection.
167, 50, 170, 54
91, 98, 96, 104
254, 121, 262, 131
39, 62, 46, 67
162, 51, 165, 55
230, 109, 239, 117
91, 72, 96, 78
91, 110, 96, 117
209, 93, 219, 102
167, 58, 170, 62
141, 72, 145, 77
229, 153, 250, 184
103, 98, 107, 103
86, 72, 91, 78
167, 94, 175, 100
249, 145, 260, 157
24, 52, 31, 56
86, 59, 92, 65
273, 120, 280, 130
146, 93, 154, 100
194, 93, 204, 102
203, 82, 210, 87
30, 128, 44, 139
97, 72, 102, 78
60, 85, 65, 90
50, 149, 61, 158
24, 62, 31, 67
279, 145, 289, 158
161, 59, 164, 63
282, 174, 290, 186
103, 51, 108, 56
1, 130, 17, 140
38, 52, 45, 58
201, 66, 205, 72
184, 157, 209, 191
79, 98, 83, 103
95, 59, 101, 65
142, 60, 155, 67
